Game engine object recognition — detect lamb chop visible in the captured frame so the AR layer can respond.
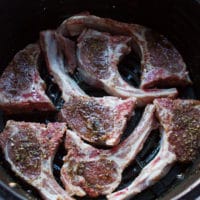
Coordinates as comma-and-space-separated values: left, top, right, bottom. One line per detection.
58, 12, 191, 89
0, 120, 74, 200
40, 30, 135, 146
76, 28, 177, 106
0, 44, 55, 115
107, 98, 200, 200
61, 104, 158, 197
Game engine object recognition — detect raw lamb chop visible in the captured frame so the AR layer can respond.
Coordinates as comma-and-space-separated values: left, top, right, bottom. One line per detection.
61, 104, 158, 197
0, 120, 74, 200
77, 28, 177, 106
0, 44, 55, 115
40, 30, 135, 146
58, 13, 191, 89
107, 98, 200, 200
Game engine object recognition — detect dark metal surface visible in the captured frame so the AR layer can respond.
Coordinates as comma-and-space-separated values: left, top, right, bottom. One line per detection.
0, 0, 200, 199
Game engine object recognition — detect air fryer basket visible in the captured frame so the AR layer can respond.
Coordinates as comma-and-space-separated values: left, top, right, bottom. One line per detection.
0, 0, 200, 199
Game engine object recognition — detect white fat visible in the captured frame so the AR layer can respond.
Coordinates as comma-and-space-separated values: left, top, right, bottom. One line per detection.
109, 105, 156, 167
68, 15, 87, 21
43, 31, 86, 102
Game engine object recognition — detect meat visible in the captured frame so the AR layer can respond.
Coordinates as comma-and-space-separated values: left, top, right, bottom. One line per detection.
139, 30, 192, 89
52, 31, 77, 74
40, 31, 86, 101
77, 29, 132, 88
107, 98, 200, 200
59, 13, 192, 89
76, 28, 177, 106
40, 30, 136, 146
155, 98, 200, 162
57, 12, 137, 37
0, 44, 55, 115
58, 95, 135, 146
61, 104, 158, 197
0, 120, 74, 200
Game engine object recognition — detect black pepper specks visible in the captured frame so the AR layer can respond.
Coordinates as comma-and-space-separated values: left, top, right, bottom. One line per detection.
8, 130, 41, 178
156, 99, 200, 163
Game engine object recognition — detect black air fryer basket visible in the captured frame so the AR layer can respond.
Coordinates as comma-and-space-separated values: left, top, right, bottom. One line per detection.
0, 0, 200, 199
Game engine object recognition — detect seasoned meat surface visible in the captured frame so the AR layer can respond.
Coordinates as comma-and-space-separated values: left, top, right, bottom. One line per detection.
0, 120, 74, 200
58, 95, 135, 146
0, 44, 55, 114
154, 98, 200, 162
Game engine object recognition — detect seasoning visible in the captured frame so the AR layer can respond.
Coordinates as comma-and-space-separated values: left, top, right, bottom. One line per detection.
9, 131, 41, 177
